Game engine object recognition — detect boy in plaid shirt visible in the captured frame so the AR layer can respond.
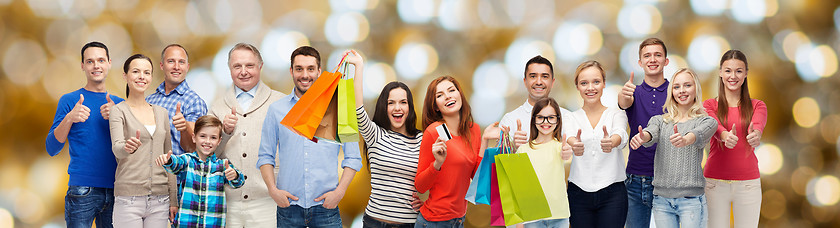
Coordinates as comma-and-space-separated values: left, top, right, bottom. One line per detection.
157, 115, 244, 228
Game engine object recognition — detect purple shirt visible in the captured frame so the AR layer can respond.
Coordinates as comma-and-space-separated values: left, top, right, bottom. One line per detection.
623, 80, 669, 176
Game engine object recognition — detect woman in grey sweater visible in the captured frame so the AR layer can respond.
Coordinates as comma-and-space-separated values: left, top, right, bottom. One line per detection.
629, 68, 717, 228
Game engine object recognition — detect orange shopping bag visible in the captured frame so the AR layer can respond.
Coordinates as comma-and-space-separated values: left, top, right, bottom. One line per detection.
280, 55, 347, 141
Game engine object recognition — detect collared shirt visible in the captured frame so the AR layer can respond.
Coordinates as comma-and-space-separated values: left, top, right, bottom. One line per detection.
163, 152, 244, 228
623, 80, 669, 176
564, 107, 628, 192
234, 83, 258, 111
256, 93, 363, 209
146, 81, 208, 155
500, 100, 572, 139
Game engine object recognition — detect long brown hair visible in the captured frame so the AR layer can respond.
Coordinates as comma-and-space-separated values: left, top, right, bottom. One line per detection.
528, 98, 563, 149
422, 76, 475, 147
716, 50, 753, 133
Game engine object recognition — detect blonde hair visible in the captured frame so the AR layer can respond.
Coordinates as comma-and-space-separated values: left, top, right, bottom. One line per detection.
662, 68, 706, 122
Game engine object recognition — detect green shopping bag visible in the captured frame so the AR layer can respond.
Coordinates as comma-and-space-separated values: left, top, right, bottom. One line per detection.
494, 153, 552, 226
336, 62, 359, 142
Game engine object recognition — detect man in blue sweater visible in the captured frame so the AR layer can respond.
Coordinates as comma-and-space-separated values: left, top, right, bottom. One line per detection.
46, 41, 124, 228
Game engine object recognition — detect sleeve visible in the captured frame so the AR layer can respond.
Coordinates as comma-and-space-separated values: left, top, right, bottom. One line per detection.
499, 112, 516, 138
184, 96, 208, 122
642, 115, 663, 148
167, 171, 178, 207
415, 125, 440, 193
703, 98, 728, 140
163, 154, 189, 174
256, 109, 279, 169
561, 112, 579, 140
341, 141, 363, 171
163, 109, 173, 155
46, 95, 72, 156
226, 161, 245, 188
750, 100, 768, 133
690, 116, 718, 147
610, 109, 629, 150
109, 106, 129, 160
356, 106, 381, 147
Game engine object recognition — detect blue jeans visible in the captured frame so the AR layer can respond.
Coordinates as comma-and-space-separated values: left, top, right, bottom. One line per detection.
652, 194, 707, 228
522, 218, 569, 228
567, 182, 627, 227
625, 174, 653, 228
276, 205, 342, 228
64, 186, 114, 228
414, 212, 463, 228
363, 213, 414, 228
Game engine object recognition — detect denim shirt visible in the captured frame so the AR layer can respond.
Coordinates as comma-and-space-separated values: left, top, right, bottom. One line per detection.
256, 93, 363, 209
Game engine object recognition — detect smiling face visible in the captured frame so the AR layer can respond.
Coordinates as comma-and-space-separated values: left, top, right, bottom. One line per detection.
671, 72, 697, 107
524, 63, 555, 103
124, 59, 153, 94
193, 126, 221, 158
534, 106, 559, 137
638, 44, 669, 76
229, 49, 262, 92
386, 88, 410, 134
81, 47, 111, 83
290, 55, 320, 97
719, 59, 747, 92
160, 46, 190, 86
576, 67, 605, 104
434, 80, 462, 117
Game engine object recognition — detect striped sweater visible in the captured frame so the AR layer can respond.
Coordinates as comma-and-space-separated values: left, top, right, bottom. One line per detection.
356, 106, 423, 223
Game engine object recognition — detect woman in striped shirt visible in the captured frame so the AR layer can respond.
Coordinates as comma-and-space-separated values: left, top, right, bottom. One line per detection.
346, 50, 424, 227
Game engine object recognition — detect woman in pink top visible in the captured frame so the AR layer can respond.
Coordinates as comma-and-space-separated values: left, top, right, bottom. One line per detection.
702, 50, 767, 228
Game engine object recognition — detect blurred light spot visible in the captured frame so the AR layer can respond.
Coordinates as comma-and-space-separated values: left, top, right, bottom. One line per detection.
687, 35, 730, 72
554, 22, 603, 61
44, 18, 89, 57
106, 0, 138, 11
619, 41, 645, 78
771, 30, 792, 61
792, 97, 820, 128
0, 0, 10, 4
397, 0, 436, 24
151, 2, 189, 42
755, 144, 783, 175
690, 0, 728, 16
3, 39, 47, 86
185, 69, 218, 104
602, 85, 622, 109
473, 60, 511, 95
663, 55, 688, 81
394, 43, 438, 80
438, 0, 473, 31
763, 0, 779, 17
261, 29, 310, 71
807, 176, 840, 206
363, 62, 398, 100
794, 44, 821, 82
26, 0, 105, 18
505, 38, 555, 80
616, 4, 662, 38
225, 0, 263, 35
27, 157, 65, 199
0, 207, 11, 228
477, 0, 521, 28
88, 23, 133, 67
325, 12, 370, 46
820, 115, 840, 144
470, 91, 505, 126
836, 7, 840, 32
731, 0, 766, 24
782, 31, 810, 63
330, 0, 372, 12
212, 44, 234, 86
792, 166, 816, 195
812, 45, 837, 77
14, 190, 45, 223
761, 189, 786, 220
42, 57, 85, 101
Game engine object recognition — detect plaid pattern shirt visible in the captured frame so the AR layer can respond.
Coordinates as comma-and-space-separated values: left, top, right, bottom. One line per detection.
146, 81, 208, 155
163, 152, 244, 228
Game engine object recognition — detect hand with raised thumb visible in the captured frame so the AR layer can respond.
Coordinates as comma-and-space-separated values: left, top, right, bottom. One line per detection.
172, 102, 187, 131
600, 125, 614, 153
560, 133, 573, 160
156, 150, 173, 167
620, 72, 637, 99
101, 92, 115, 120
223, 159, 238, 181
125, 129, 142, 154
670, 125, 687, 147
69, 94, 91, 123
513, 119, 528, 149
630, 125, 649, 150
723, 123, 738, 149
746, 122, 762, 148
571, 129, 585, 156
223, 107, 238, 134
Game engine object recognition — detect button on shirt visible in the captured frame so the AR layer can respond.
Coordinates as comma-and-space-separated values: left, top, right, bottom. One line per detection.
623, 80, 669, 176
234, 84, 257, 111
256, 93, 363, 209
146, 81, 208, 155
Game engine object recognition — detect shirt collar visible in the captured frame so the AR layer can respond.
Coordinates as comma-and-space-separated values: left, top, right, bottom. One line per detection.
155, 81, 190, 96
522, 100, 534, 114
234, 82, 259, 98
639, 79, 669, 92
185, 152, 217, 163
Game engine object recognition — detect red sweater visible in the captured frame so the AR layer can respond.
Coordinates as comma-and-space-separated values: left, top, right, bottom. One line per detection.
702, 98, 767, 180
415, 121, 481, 221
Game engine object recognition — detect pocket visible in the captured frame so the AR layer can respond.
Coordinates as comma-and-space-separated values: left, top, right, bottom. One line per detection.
67, 186, 92, 197
158, 195, 170, 204
705, 179, 716, 191
115, 196, 132, 206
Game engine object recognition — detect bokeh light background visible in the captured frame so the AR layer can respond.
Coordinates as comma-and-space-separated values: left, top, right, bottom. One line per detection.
0, 0, 838, 227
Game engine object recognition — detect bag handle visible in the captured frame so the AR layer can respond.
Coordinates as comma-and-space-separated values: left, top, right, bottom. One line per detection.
330, 53, 349, 74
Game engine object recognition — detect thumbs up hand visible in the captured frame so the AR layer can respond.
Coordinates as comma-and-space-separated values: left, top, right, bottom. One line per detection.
560, 133, 573, 160
723, 123, 738, 149
172, 102, 187, 131
68, 94, 91, 123
223, 107, 238, 134
223, 159, 238, 181
670, 125, 689, 147
630, 126, 650, 150
746, 123, 761, 148
570, 129, 585, 156
600, 125, 615, 153
125, 130, 142, 154
100, 92, 115, 120
513, 119, 528, 149
156, 150, 173, 167
620, 72, 637, 101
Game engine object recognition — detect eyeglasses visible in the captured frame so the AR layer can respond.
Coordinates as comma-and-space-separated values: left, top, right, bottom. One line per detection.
535, 115, 559, 124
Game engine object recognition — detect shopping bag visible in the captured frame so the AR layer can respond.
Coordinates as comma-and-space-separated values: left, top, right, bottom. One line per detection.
526, 147, 571, 219
489, 163, 505, 226
473, 147, 500, 205
465, 158, 482, 204
336, 62, 359, 142
314, 91, 338, 142
495, 153, 552, 226
280, 55, 346, 140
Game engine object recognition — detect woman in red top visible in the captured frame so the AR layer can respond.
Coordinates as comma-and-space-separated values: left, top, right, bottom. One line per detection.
415, 76, 490, 227
702, 50, 767, 228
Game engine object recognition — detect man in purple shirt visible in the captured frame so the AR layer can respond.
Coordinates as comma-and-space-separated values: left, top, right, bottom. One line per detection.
618, 37, 670, 228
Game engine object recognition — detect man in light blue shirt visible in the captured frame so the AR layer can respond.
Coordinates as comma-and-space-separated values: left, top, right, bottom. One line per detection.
257, 46, 362, 228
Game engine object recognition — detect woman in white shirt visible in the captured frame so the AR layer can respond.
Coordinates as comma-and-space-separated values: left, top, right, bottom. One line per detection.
564, 60, 629, 227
